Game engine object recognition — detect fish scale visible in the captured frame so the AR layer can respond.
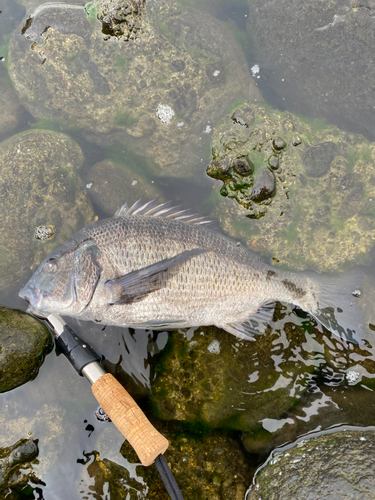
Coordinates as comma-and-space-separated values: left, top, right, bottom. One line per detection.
19, 200, 364, 342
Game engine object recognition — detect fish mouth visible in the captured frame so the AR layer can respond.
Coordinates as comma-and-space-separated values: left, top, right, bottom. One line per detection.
19, 286, 46, 316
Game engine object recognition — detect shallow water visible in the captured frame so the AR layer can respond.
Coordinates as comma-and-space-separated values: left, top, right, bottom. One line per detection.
1, 0, 375, 498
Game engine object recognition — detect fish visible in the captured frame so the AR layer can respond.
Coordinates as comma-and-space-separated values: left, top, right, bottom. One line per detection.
19, 199, 364, 342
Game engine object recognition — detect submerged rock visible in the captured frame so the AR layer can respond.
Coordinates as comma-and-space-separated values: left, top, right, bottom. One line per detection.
79, 421, 252, 500
0, 129, 94, 289
0, 307, 52, 392
151, 321, 316, 432
86, 159, 161, 217
0, 438, 40, 496
247, 429, 375, 500
120, 421, 253, 500
208, 103, 375, 272
246, 0, 375, 141
8, 0, 256, 177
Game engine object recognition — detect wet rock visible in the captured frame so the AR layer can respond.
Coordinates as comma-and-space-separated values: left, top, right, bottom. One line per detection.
208, 103, 375, 272
0, 438, 40, 496
303, 142, 337, 178
233, 156, 254, 176
272, 137, 285, 151
86, 159, 161, 217
120, 421, 254, 500
251, 168, 275, 202
246, 0, 375, 140
268, 155, 279, 170
247, 430, 375, 500
151, 322, 315, 432
232, 107, 255, 128
0, 307, 52, 392
0, 129, 94, 289
8, 0, 256, 177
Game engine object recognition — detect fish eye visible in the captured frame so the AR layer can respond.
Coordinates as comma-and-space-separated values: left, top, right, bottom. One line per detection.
44, 258, 59, 274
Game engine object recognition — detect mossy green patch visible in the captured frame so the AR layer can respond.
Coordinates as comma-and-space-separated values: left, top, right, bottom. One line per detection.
114, 111, 137, 127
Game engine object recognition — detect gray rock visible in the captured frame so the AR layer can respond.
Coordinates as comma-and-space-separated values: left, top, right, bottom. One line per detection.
247, 430, 375, 500
246, 0, 375, 139
0, 307, 52, 392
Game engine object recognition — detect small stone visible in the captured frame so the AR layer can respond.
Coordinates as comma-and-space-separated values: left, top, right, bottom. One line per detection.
292, 135, 302, 146
273, 137, 286, 150
233, 156, 254, 176
206, 157, 231, 179
268, 155, 280, 170
251, 168, 276, 202
231, 107, 255, 127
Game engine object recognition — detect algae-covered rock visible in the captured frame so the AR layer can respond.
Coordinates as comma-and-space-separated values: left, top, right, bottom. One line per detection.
247, 429, 375, 500
0, 307, 52, 392
0, 129, 94, 289
151, 321, 317, 431
0, 438, 40, 496
8, 0, 256, 177
120, 420, 254, 500
86, 159, 161, 217
246, 0, 375, 141
207, 103, 375, 272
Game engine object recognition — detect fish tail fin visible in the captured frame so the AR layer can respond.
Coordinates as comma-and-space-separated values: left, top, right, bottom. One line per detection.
306, 269, 365, 343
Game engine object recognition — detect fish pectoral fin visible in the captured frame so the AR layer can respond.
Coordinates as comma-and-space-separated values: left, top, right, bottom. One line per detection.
220, 302, 276, 340
106, 248, 207, 305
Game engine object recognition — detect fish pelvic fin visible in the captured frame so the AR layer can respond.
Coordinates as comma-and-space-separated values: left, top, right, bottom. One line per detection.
305, 269, 365, 344
106, 248, 207, 305
114, 199, 211, 225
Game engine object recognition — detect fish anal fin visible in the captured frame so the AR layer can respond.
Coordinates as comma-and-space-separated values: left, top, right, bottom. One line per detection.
106, 248, 206, 305
220, 302, 276, 340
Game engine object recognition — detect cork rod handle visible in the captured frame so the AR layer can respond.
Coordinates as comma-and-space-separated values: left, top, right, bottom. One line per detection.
91, 372, 168, 466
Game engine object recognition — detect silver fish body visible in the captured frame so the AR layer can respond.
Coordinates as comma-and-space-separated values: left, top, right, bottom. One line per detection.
19, 200, 363, 341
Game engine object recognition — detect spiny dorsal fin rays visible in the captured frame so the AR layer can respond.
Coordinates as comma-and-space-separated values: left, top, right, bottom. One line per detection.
114, 199, 211, 225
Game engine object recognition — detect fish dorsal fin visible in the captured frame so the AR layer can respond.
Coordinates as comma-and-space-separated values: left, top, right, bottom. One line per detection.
114, 199, 211, 225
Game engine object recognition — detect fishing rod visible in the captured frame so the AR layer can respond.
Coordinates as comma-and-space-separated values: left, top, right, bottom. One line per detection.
45, 313, 184, 500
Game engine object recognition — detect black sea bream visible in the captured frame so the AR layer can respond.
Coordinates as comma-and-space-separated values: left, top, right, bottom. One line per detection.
19, 200, 364, 341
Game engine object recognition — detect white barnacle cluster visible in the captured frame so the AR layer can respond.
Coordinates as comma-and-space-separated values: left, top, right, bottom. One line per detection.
34, 225, 55, 240
346, 370, 360, 385
156, 103, 175, 124
207, 339, 220, 354
251, 64, 260, 78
